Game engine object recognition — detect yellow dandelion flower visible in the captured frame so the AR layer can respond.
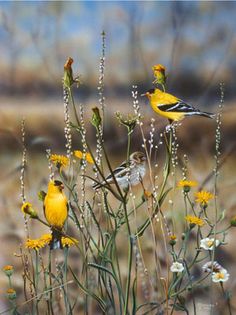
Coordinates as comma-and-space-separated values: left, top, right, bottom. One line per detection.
25, 238, 46, 251
2, 265, 14, 277
6, 288, 16, 300
61, 237, 78, 248
185, 215, 204, 227
2, 265, 13, 271
74, 150, 94, 164
39, 234, 52, 245
195, 190, 214, 206
21, 202, 38, 218
74, 150, 83, 159
152, 64, 166, 73
50, 154, 69, 169
178, 180, 198, 190
86, 153, 94, 164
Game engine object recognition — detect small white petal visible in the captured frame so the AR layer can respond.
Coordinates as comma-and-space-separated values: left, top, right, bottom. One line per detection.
200, 238, 220, 251
212, 269, 229, 283
170, 262, 184, 273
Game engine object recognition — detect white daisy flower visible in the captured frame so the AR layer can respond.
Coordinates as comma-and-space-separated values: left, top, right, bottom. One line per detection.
202, 261, 222, 273
170, 262, 184, 273
212, 268, 229, 283
200, 238, 220, 251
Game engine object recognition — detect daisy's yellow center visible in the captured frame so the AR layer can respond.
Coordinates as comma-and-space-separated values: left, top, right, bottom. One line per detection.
207, 240, 214, 247
216, 272, 225, 280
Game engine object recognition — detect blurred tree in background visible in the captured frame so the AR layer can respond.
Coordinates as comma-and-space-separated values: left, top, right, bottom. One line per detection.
0, 1, 235, 102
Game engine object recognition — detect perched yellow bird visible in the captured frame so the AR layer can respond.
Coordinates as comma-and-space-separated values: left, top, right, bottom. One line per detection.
44, 180, 68, 250
143, 88, 214, 122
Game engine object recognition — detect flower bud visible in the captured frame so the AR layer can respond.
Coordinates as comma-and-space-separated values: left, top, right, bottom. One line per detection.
152, 64, 167, 87
230, 216, 236, 227
142, 190, 152, 201
21, 202, 38, 219
63, 57, 74, 88
6, 288, 16, 300
169, 234, 177, 246
91, 107, 102, 129
2, 265, 14, 277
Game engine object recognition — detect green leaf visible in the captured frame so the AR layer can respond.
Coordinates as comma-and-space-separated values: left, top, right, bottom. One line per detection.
38, 190, 46, 202
69, 267, 106, 313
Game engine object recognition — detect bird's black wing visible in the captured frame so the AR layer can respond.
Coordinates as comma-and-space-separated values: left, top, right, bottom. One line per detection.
105, 162, 128, 181
159, 101, 200, 113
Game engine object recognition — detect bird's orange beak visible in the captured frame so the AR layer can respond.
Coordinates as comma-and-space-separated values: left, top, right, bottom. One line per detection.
141, 92, 148, 97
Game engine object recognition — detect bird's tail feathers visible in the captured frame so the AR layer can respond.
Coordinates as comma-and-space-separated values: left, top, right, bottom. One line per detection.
50, 229, 63, 250
197, 111, 215, 119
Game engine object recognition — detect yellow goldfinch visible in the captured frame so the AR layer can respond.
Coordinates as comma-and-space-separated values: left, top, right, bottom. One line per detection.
44, 180, 68, 250
93, 151, 146, 190
143, 88, 214, 122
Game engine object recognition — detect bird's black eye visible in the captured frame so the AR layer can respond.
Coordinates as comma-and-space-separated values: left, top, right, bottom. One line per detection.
147, 88, 155, 94
54, 180, 63, 186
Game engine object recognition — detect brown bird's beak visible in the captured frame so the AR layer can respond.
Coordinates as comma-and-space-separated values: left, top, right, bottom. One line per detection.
141, 92, 147, 97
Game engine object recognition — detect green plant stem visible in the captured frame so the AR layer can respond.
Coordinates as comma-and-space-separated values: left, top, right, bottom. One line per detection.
48, 250, 54, 315
123, 127, 133, 315
220, 283, 232, 315
63, 247, 70, 315
7, 276, 12, 288
34, 251, 39, 315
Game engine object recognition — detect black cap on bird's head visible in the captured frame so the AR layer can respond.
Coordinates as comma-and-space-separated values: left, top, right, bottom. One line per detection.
141, 88, 155, 97
53, 180, 64, 190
